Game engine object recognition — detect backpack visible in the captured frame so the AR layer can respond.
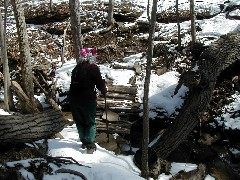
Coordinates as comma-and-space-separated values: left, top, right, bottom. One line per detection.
70, 63, 89, 91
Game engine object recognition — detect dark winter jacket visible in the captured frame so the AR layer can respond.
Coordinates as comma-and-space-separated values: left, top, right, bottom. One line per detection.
68, 61, 106, 103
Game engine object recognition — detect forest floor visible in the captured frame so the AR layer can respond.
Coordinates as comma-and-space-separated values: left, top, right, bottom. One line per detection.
1, 0, 240, 179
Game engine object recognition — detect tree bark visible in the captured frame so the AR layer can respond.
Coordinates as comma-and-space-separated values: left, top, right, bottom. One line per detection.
134, 31, 240, 176
141, 0, 158, 178
49, 0, 53, 12
0, 109, 66, 143
176, 0, 181, 51
190, 0, 196, 44
69, 0, 82, 63
107, 0, 114, 26
11, 0, 40, 112
0, 9, 10, 111
61, 22, 70, 65
11, 81, 41, 113
152, 32, 240, 159
4, 0, 15, 111
32, 76, 61, 111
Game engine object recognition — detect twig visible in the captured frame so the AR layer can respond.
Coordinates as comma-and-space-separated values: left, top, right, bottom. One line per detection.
31, 142, 90, 168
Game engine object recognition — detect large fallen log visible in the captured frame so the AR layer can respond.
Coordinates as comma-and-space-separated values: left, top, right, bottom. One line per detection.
134, 31, 240, 175
0, 109, 66, 143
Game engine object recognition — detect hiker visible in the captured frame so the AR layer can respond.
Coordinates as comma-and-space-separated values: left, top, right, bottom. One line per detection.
68, 48, 107, 153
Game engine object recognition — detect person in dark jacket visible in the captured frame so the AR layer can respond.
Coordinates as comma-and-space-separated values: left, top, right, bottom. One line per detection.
68, 48, 107, 153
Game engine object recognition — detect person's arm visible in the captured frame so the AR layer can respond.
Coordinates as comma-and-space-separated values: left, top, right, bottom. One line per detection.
90, 64, 107, 95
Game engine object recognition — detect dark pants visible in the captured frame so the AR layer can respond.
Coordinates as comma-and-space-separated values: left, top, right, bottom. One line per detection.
70, 100, 97, 144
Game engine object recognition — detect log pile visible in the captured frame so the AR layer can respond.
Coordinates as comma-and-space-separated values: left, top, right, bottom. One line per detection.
61, 67, 142, 135
95, 67, 142, 134
96, 118, 132, 134
97, 84, 141, 113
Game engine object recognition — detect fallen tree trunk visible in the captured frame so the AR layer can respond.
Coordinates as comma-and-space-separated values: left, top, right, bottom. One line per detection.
134, 31, 240, 174
11, 81, 41, 113
0, 109, 66, 143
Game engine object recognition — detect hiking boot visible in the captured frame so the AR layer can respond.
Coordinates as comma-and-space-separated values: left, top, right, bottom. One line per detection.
87, 147, 96, 154
86, 143, 96, 154
81, 141, 87, 149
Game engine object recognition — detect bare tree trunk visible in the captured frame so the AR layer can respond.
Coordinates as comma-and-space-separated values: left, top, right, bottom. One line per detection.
147, 0, 150, 22
0, 10, 10, 111
0, 14, 2, 65
49, 0, 53, 12
107, 0, 114, 26
176, 0, 181, 50
11, 0, 38, 112
0, 1, 15, 112
141, 0, 158, 178
69, 0, 82, 63
190, 0, 196, 44
61, 22, 70, 65
4, 0, 15, 111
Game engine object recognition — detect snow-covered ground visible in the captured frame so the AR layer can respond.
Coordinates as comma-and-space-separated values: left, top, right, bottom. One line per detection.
0, 0, 240, 179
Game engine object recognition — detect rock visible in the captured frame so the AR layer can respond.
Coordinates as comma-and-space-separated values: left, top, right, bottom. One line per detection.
198, 133, 221, 145
170, 164, 206, 180
95, 133, 120, 154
